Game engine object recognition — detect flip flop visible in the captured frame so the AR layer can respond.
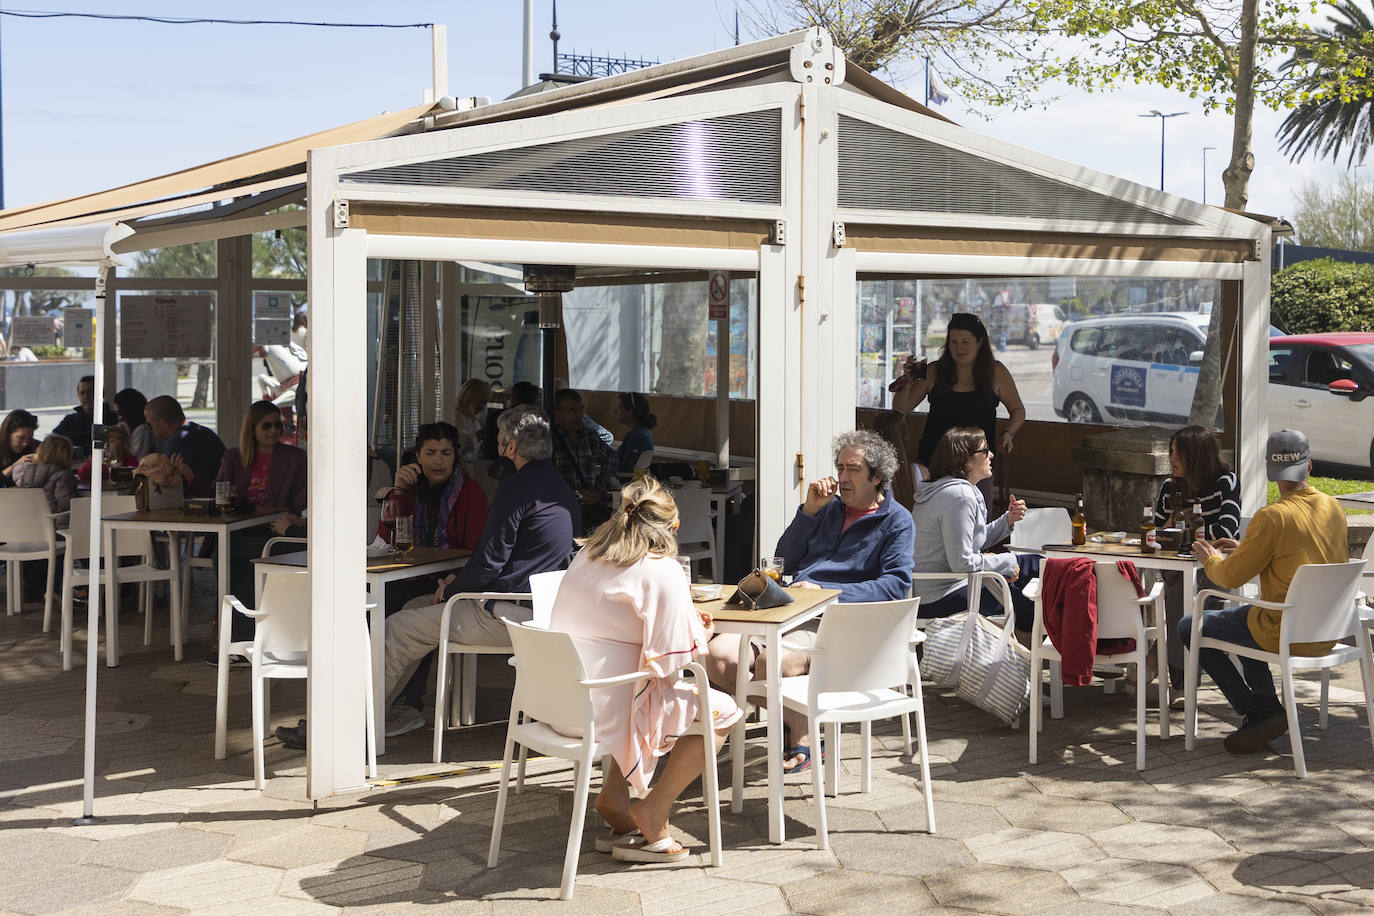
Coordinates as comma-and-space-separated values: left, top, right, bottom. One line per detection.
611, 834, 689, 863
595, 828, 643, 854
783, 741, 823, 774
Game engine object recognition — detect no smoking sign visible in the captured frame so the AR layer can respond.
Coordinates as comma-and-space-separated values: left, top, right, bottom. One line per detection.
708, 270, 730, 320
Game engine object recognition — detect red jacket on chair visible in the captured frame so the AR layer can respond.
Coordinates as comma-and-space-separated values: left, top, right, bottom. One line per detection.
1042, 557, 1142, 686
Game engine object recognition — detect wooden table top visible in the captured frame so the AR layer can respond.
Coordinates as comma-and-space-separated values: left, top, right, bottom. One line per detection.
698, 586, 842, 625
252, 546, 472, 571
105, 505, 287, 525
1042, 539, 1198, 563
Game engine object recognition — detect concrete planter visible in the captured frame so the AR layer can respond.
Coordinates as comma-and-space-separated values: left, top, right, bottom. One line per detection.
0, 359, 178, 410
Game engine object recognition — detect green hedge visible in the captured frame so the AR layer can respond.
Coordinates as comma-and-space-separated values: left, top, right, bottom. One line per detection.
1271, 258, 1374, 334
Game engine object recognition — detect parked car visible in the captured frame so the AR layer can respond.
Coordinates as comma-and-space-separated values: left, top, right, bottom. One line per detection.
1268, 333, 1374, 470
1052, 313, 1210, 425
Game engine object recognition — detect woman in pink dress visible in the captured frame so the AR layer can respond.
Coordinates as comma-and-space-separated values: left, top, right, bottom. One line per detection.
550, 476, 742, 863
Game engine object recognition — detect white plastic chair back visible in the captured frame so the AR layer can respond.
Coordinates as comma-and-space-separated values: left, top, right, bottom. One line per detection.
1009, 508, 1071, 550
633, 449, 655, 470
810, 598, 921, 694
255, 571, 313, 662
673, 485, 713, 546
1279, 561, 1364, 646
1238, 515, 1253, 538
505, 620, 594, 733
529, 570, 565, 628
67, 497, 146, 556
1094, 561, 1146, 641
0, 488, 53, 540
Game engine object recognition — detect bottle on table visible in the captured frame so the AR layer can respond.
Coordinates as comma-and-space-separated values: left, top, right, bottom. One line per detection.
1189, 500, 1207, 546
1071, 493, 1087, 546
1140, 504, 1157, 554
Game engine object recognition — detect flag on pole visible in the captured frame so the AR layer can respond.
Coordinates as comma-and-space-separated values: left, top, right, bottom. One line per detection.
927, 64, 951, 106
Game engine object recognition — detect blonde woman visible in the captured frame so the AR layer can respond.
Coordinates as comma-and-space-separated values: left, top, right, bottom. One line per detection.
453, 379, 492, 466
549, 476, 742, 864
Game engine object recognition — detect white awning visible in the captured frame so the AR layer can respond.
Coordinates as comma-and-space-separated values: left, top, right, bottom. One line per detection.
0, 221, 135, 268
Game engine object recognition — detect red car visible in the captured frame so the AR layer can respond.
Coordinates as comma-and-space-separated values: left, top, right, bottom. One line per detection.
1269, 333, 1374, 471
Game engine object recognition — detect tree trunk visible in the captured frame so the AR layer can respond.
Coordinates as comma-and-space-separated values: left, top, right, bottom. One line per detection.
192, 360, 211, 409
1189, 0, 1256, 429
655, 281, 709, 395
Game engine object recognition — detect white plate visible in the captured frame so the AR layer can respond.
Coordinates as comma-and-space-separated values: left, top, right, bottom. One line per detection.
366, 544, 392, 558
691, 584, 723, 601
1123, 537, 1141, 547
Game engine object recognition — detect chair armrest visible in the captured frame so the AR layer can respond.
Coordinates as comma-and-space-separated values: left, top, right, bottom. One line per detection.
223, 594, 262, 619
445, 591, 533, 605
782, 640, 822, 656
1136, 580, 1165, 604
910, 572, 973, 582
910, 631, 927, 646
1192, 587, 1288, 615
263, 536, 307, 557
1022, 578, 1041, 601
582, 670, 653, 689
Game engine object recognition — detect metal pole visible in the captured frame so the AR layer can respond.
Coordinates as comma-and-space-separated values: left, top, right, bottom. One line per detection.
521, 0, 534, 87
1139, 111, 1187, 192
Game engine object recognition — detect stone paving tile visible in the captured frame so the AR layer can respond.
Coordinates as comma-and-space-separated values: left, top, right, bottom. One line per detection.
278, 854, 425, 907
1090, 821, 1236, 865
828, 828, 974, 877
1058, 857, 1214, 908
923, 862, 1082, 914
0, 864, 141, 914
184, 897, 338, 916
83, 826, 231, 872
877, 798, 1001, 839
781, 869, 958, 914
228, 823, 370, 870
127, 860, 285, 910
963, 826, 1104, 871
994, 796, 1130, 835
56, 901, 189, 916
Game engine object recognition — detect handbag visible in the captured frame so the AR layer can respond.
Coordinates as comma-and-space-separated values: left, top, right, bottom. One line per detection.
923, 612, 1031, 725
726, 569, 795, 611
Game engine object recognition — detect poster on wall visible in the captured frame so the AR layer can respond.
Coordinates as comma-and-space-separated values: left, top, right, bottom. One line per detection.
464, 296, 541, 397
62, 308, 93, 349
120, 295, 213, 358
9, 315, 57, 349
254, 319, 291, 346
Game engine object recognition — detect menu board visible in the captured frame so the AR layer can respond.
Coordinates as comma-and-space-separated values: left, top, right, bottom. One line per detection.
120, 295, 213, 358
62, 308, 93, 349
9, 315, 57, 348
254, 319, 291, 346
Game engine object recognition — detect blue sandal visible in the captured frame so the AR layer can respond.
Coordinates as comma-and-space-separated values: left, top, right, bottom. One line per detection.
783, 741, 823, 773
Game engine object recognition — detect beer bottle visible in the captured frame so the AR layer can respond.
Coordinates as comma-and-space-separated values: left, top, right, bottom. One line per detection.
1071, 493, 1087, 546
1141, 504, 1157, 554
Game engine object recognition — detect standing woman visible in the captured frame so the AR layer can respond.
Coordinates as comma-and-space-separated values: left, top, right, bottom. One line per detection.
1153, 425, 1241, 693
614, 391, 657, 473
893, 312, 1026, 507
453, 379, 492, 468
0, 409, 40, 488
113, 388, 158, 458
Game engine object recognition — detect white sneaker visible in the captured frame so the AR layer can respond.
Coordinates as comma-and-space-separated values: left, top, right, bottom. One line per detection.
384, 705, 425, 738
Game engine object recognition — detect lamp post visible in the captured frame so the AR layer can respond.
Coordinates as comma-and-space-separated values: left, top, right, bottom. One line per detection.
1353, 163, 1365, 249
1202, 146, 1216, 205
1139, 110, 1188, 191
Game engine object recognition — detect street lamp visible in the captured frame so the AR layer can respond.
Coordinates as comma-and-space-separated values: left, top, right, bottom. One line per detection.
1139, 110, 1188, 191
1202, 146, 1217, 205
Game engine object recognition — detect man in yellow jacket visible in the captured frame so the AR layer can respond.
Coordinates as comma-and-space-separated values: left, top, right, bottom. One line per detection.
1179, 429, 1348, 754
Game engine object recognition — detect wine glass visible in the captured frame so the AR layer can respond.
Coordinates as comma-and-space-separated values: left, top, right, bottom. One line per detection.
380, 497, 400, 552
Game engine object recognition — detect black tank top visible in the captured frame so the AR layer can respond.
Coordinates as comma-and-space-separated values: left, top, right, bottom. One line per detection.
916, 386, 1000, 465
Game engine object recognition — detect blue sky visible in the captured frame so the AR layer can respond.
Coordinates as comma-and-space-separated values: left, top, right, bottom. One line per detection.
1, 1, 1356, 225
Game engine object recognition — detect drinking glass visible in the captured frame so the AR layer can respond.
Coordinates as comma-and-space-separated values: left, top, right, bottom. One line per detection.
394, 517, 414, 556
380, 498, 400, 551
761, 556, 783, 581
677, 556, 693, 583
214, 480, 231, 507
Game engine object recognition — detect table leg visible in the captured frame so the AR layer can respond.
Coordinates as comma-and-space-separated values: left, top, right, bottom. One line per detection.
730, 632, 749, 814
711, 494, 726, 580
103, 525, 119, 667
765, 626, 784, 844
214, 533, 231, 761
372, 583, 387, 756
168, 535, 183, 662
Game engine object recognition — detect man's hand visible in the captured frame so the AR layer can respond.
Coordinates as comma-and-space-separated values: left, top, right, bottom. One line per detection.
697, 609, 714, 636
268, 514, 301, 536
1007, 492, 1027, 525
169, 454, 193, 481
434, 573, 456, 604
1192, 539, 1220, 561
394, 463, 421, 489
1211, 537, 1240, 554
802, 477, 838, 516
793, 580, 821, 590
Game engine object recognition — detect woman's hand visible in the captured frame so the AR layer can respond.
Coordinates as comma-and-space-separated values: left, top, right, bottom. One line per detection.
1007, 492, 1027, 525
16, 453, 37, 465
394, 463, 421, 488
697, 609, 714, 636
999, 430, 1016, 454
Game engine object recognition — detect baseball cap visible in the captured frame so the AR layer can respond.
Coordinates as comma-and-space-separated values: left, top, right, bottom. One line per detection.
1266, 429, 1310, 482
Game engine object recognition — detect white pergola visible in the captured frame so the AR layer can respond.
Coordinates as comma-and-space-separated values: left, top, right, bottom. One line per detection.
0, 27, 1273, 804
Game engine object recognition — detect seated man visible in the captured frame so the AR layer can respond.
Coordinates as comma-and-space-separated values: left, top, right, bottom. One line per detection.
1181, 428, 1348, 754
704, 429, 915, 771
549, 387, 618, 533
52, 375, 117, 458
381, 405, 580, 738
144, 395, 226, 498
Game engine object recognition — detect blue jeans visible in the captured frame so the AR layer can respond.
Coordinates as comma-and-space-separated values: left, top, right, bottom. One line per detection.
1177, 605, 1275, 716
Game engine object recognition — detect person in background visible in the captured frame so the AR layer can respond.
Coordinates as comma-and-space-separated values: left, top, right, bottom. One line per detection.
0, 409, 40, 488
290, 310, 308, 352
1153, 425, 1242, 695
12, 433, 77, 521
893, 313, 1026, 508
143, 395, 225, 499
77, 424, 138, 483
550, 388, 618, 532
550, 476, 742, 863
210, 400, 307, 659
614, 391, 657, 473
482, 381, 540, 461
1181, 429, 1347, 754
113, 388, 159, 459
52, 375, 118, 458
910, 426, 1036, 642
453, 379, 492, 467
869, 409, 927, 512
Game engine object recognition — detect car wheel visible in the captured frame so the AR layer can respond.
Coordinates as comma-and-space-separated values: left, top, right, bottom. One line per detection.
1065, 394, 1101, 424
1028, 334, 1040, 350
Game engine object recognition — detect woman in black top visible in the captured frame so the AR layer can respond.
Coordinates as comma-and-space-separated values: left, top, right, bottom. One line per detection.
0, 409, 40, 488
892, 312, 1026, 503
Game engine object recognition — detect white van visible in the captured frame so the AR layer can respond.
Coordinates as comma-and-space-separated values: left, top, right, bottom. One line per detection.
1025, 303, 1066, 350
1052, 313, 1208, 424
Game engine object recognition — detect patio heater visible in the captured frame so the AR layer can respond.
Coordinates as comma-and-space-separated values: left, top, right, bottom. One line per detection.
522, 264, 575, 417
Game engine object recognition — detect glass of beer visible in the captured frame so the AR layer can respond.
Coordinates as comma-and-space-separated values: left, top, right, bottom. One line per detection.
761, 556, 783, 582
394, 517, 414, 557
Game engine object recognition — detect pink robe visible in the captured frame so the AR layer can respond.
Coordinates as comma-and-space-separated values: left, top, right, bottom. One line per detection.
550, 552, 742, 795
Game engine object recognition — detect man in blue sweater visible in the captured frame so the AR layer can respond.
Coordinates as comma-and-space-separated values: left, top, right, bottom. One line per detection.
705, 429, 914, 771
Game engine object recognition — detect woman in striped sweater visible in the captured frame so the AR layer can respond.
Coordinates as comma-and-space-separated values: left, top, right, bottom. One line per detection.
1153, 425, 1242, 695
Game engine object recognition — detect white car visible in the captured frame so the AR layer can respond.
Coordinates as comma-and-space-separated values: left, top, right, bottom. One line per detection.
1051, 313, 1209, 425
1268, 333, 1374, 471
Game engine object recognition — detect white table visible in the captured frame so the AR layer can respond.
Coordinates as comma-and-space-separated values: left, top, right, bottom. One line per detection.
102, 506, 288, 675
249, 546, 471, 756
704, 587, 841, 844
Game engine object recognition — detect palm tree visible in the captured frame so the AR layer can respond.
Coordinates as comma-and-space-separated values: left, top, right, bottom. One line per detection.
1278, 0, 1374, 166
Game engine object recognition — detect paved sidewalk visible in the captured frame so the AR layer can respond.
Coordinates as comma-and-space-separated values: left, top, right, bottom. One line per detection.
2, 587, 1374, 914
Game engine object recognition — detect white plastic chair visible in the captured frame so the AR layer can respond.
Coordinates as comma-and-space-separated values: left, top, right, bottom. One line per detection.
1027, 562, 1168, 770
59, 495, 181, 670
1183, 559, 1374, 778
1009, 507, 1071, 551
744, 598, 934, 850
487, 618, 723, 900
432, 570, 564, 762
673, 485, 716, 583
910, 569, 1009, 627
633, 449, 655, 470
0, 487, 63, 621
224, 570, 377, 790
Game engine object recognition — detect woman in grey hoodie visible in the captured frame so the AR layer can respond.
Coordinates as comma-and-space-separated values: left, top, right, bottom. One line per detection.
910, 426, 1038, 640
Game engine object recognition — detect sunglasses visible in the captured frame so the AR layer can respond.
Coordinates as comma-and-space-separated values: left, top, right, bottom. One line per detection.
972, 447, 992, 456
259, 420, 284, 430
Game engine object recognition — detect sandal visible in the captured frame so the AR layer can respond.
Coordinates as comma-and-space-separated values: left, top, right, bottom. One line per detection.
783, 742, 823, 774
595, 828, 642, 854
611, 834, 689, 863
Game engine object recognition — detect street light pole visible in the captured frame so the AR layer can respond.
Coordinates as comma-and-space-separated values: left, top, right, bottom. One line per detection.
1139, 110, 1188, 192
1202, 146, 1216, 205
1353, 163, 1365, 249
